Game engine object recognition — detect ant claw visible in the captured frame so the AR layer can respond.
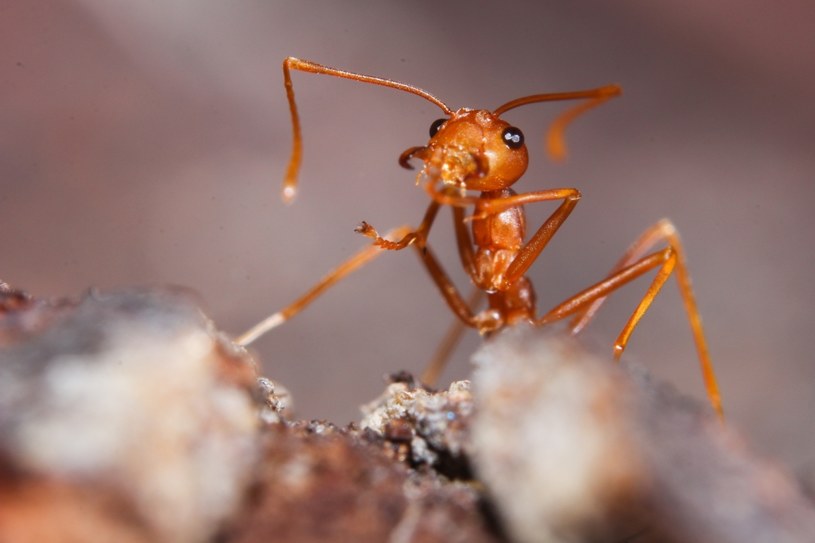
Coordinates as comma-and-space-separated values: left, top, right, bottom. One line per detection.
356, 221, 410, 251
355, 221, 379, 239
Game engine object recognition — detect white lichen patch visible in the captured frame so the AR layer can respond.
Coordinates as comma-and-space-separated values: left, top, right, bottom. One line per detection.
256, 376, 293, 424
0, 291, 264, 543
361, 379, 474, 466
471, 325, 646, 543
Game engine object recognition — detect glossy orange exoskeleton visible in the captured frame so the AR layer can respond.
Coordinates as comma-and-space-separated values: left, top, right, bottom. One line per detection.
237, 58, 723, 419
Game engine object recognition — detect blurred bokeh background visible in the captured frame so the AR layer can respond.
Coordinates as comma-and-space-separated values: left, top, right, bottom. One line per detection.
2, 2, 813, 473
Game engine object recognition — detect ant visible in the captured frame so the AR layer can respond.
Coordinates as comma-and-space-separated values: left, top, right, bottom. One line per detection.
236, 57, 723, 419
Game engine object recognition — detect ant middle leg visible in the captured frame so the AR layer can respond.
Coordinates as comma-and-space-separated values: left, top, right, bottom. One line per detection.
422, 181, 582, 291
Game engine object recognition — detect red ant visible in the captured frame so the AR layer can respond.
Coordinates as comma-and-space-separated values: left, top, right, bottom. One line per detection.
236, 57, 723, 419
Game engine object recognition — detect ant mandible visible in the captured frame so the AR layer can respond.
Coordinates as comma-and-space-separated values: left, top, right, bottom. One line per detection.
237, 57, 723, 419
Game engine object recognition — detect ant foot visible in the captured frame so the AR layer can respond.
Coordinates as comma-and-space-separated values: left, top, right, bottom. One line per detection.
356, 221, 413, 251
474, 309, 504, 335
355, 221, 379, 239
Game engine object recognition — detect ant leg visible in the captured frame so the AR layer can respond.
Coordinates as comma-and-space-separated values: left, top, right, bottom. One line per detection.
537, 246, 723, 419
411, 189, 498, 332
357, 200, 441, 251
421, 287, 483, 387
413, 242, 486, 330
571, 219, 685, 334
424, 185, 582, 291
566, 219, 721, 418
417, 206, 483, 387
453, 205, 477, 277
504, 189, 581, 287
356, 199, 486, 371
537, 250, 672, 325
235, 225, 412, 346
475, 188, 582, 289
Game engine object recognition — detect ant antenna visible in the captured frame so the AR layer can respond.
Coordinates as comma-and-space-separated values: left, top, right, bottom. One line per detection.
493, 84, 621, 161
282, 57, 453, 203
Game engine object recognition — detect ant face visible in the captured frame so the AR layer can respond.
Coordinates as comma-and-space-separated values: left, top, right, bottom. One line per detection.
401, 109, 529, 192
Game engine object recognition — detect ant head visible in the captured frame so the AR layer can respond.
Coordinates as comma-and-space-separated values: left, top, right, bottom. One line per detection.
281, 57, 620, 202
400, 109, 528, 192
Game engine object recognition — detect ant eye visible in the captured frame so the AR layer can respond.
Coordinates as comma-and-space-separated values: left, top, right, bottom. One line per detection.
501, 126, 524, 149
429, 118, 447, 137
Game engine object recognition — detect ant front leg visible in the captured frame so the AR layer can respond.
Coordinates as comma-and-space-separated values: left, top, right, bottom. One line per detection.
433, 186, 583, 289
359, 199, 487, 384
500, 188, 582, 287
356, 200, 441, 251
235, 225, 413, 346
419, 184, 586, 330
359, 198, 494, 332
423, 182, 583, 291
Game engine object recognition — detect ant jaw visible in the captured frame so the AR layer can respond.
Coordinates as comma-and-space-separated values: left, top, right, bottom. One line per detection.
398, 146, 428, 170
407, 145, 491, 191
415, 162, 465, 191
431, 146, 488, 189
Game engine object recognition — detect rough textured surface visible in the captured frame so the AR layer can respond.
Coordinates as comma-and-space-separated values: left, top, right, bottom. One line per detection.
0, 287, 264, 543
3, 286, 815, 543
0, 478, 153, 543
228, 422, 502, 543
0, 286, 501, 543
472, 327, 648, 543
0, 282, 74, 346
361, 372, 474, 476
472, 325, 815, 543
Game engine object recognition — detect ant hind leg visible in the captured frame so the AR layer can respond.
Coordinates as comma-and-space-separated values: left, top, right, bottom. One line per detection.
421, 287, 483, 387
536, 231, 723, 419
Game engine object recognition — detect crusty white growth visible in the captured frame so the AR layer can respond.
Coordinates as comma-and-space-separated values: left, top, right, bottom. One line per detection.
471, 325, 815, 543
0, 292, 262, 543
256, 376, 293, 424
470, 325, 644, 543
360, 381, 415, 433
362, 380, 473, 428
361, 379, 474, 465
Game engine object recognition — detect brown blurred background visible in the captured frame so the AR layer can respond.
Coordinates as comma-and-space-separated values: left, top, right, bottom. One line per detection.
2, 2, 813, 473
